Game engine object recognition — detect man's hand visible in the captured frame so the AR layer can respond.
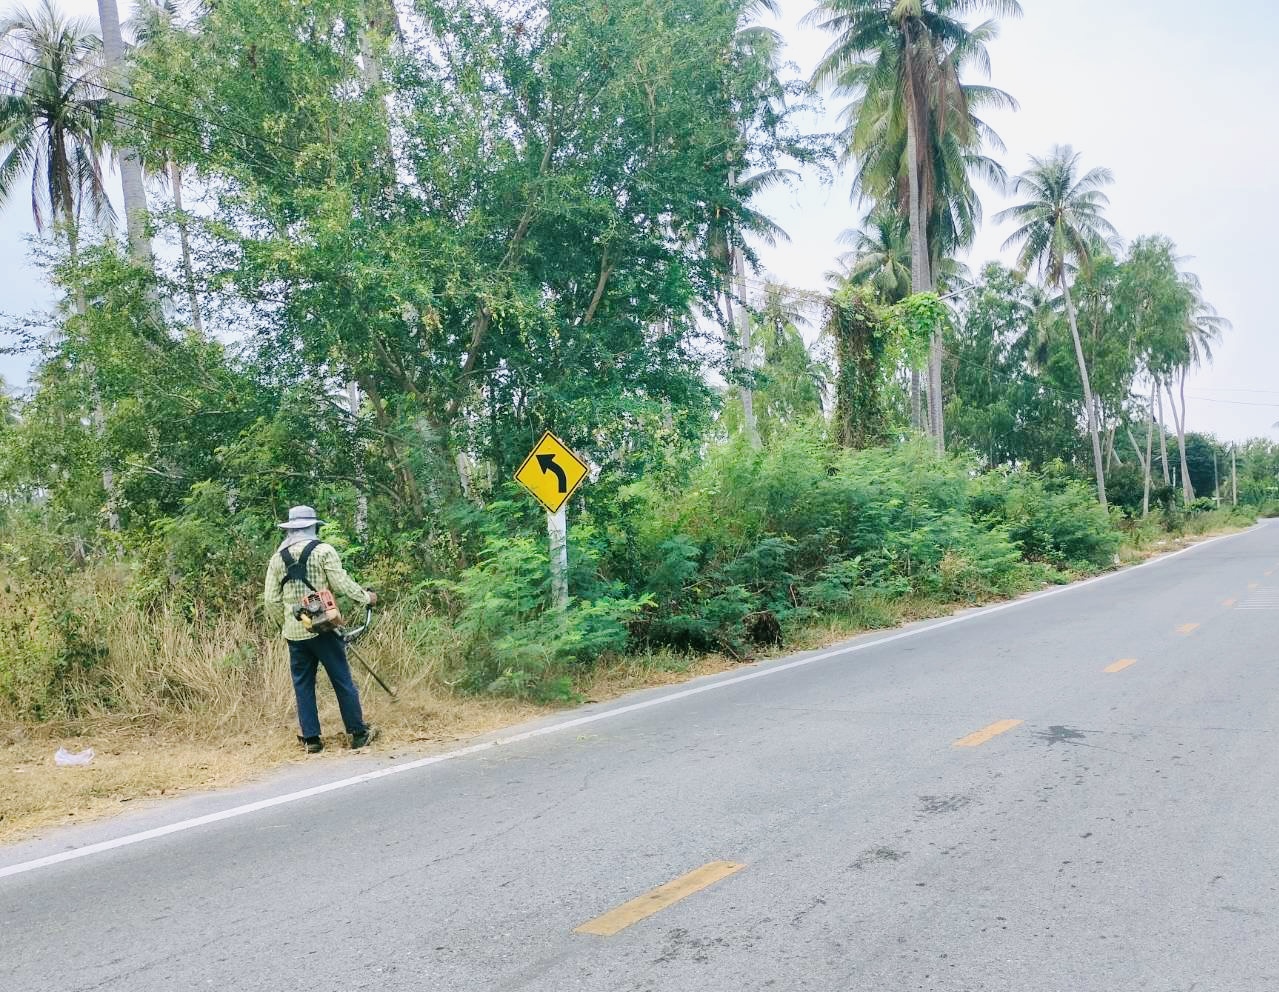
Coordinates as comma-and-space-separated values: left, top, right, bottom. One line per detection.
365, 590, 378, 606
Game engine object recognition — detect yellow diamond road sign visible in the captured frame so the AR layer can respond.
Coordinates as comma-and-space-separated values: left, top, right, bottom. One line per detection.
514, 431, 589, 514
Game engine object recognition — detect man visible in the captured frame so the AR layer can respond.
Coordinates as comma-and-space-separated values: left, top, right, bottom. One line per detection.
263, 505, 379, 753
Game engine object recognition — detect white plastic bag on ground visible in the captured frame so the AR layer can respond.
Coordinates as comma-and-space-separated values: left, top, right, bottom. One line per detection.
54, 747, 95, 767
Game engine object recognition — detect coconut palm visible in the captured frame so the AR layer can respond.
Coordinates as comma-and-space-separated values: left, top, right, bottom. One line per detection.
996, 145, 1119, 509
807, 0, 1020, 450
0, 1, 112, 243
714, 0, 792, 449
1165, 279, 1229, 504
126, 0, 205, 333
837, 204, 912, 303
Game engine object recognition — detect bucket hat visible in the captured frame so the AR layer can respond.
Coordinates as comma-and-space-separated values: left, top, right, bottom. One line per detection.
278, 505, 324, 530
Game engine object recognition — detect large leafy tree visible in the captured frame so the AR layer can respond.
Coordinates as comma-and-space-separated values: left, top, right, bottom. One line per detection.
807, 0, 1019, 449
997, 145, 1118, 509
122, 0, 809, 535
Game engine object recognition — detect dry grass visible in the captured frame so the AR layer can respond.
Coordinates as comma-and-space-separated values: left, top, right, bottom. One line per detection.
1, 521, 1251, 846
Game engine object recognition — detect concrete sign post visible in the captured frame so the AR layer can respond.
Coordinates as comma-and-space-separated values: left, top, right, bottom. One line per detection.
514, 431, 589, 610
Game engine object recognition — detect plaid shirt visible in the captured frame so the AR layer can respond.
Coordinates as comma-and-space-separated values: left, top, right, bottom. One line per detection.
263, 539, 371, 642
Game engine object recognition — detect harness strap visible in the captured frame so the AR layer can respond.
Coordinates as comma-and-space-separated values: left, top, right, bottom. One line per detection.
279, 540, 321, 592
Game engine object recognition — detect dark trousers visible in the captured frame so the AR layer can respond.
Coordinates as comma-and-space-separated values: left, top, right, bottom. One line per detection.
287, 632, 367, 739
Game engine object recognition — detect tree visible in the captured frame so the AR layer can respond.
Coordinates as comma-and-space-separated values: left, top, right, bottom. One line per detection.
0, 2, 122, 529
748, 281, 827, 441
837, 203, 912, 304
0, 1, 113, 244
997, 146, 1118, 509
126, 0, 203, 333
826, 286, 891, 449
807, 0, 1020, 451
1112, 236, 1195, 512
95, 0, 154, 266
714, 0, 803, 450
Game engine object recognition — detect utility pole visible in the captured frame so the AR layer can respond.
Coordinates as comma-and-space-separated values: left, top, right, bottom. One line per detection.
1213, 450, 1220, 506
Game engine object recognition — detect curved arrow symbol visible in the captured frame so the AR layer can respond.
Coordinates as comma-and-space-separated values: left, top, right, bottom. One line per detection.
536, 453, 568, 493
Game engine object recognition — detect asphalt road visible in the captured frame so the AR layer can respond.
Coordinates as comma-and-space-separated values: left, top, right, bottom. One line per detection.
4, 524, 1279, 991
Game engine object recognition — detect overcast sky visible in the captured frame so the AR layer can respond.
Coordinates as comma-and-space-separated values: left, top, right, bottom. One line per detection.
3, 0, 1276, 441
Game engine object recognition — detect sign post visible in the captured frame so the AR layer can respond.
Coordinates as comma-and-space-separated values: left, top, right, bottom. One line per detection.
547, 506, 568, 610
514, 431, 589, 610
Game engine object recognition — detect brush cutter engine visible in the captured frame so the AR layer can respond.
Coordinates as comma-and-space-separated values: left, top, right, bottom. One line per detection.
293, 589, 344, 634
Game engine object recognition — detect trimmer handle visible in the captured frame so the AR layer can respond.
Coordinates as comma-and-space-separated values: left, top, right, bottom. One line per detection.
342, 603, 374, 644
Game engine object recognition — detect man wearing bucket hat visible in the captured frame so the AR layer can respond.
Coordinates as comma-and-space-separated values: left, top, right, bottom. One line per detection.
263, 506, 379, 753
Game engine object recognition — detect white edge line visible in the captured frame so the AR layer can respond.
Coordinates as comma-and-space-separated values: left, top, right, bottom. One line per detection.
0, 523, 1260, 881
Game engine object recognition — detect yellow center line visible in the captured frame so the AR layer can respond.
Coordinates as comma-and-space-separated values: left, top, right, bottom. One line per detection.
1176, 623, 1200, 636
575, 861, 746, 937
1222, 598, 1238, 608
1104, 658, 1137, 674
953, 719, 1023, 748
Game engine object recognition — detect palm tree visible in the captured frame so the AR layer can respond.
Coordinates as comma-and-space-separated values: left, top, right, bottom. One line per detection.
715, 0, 792, 450
95, 0, 153, 266
127, 0, 203, 333
0, 1, 112, 246
0, 3, 122, 530
837, 204, 912, 303
1166, 278, 1228, 504
997, 146, 1119, 510
807, 0, 1020, 451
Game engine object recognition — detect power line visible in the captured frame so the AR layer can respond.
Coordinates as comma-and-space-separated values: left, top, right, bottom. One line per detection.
1184, 395, 1279, 409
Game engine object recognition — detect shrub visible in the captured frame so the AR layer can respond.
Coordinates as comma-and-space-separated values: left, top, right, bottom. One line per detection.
970, 469, 1120, 571
430, 535, 647, 701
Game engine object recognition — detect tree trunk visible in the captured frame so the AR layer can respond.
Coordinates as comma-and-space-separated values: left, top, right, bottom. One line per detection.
170, 162, 203, 335
97, 0, 154, 267
733, 242, 761, 450
1061, 277, 1107, 510
1143, 385, 1155, 516
68, 225, 119, 534
347, 381, 369, 538
904, 91, 940, 452
1156, 385, 1171, 485
1232, 444, 1238, 506
909, 369, 922, 430
1169, 374, 1194, 504
1125, 425, 1150, 519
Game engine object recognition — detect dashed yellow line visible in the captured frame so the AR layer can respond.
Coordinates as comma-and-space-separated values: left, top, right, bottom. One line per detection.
1104, 658, 1138, 674
953, 719, 1023, 748
1176, 623, 1200, 636
575, 861, 746, 937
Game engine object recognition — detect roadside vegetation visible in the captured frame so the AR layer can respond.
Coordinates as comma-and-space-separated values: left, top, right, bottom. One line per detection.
0, 0, 1265, 837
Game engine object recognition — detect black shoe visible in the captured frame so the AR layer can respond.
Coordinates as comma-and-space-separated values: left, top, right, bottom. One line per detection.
298, 735, 323, 754
351, 726, 379, 750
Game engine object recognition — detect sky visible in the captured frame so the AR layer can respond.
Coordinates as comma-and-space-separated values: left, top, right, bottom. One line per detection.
2, 0, 1277, 441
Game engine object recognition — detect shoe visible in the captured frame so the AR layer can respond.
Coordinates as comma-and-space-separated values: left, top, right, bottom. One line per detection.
351, 726, 379, 749
298, 735, 323, 754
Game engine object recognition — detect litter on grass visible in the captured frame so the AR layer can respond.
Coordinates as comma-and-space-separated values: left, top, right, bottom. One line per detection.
54, 747, 95, 767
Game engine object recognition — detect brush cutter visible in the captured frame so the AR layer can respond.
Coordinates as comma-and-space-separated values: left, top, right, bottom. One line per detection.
342, 602, 398, 700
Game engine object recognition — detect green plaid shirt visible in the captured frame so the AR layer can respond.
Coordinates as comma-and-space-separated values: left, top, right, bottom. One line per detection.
263, 539, 371, 641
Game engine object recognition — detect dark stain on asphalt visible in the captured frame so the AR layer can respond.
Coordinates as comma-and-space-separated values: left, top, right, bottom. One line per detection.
1036, 725, 1088, 745
850, 846, 906, 870
919, 794, 974, 815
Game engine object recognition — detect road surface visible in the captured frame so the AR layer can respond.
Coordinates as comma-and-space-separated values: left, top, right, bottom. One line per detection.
4, 524, 1278, 991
